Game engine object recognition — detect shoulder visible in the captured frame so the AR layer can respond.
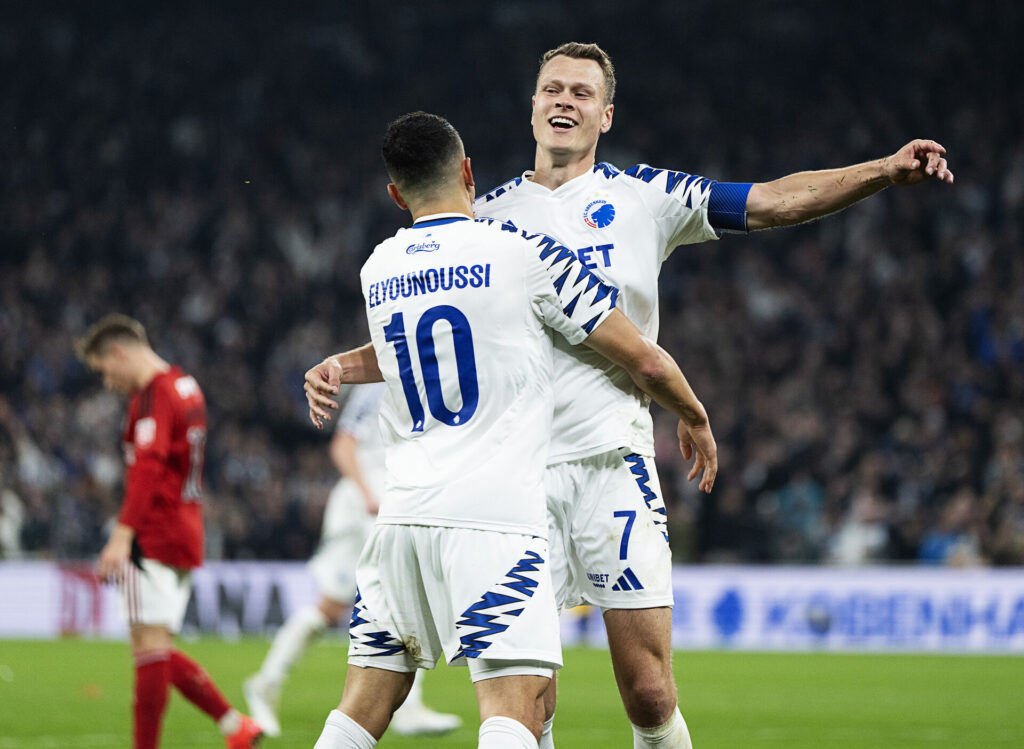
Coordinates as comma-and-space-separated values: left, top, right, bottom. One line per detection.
157, 368, 204, 405
614, 163, 715, 207
361, 236, 399, 275
475, 175, 526, 205
473, 216, 524, 236
593, 161, 621, 179
473, 217, 568, 259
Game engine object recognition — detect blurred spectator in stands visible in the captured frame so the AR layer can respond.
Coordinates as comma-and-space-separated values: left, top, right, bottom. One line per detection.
699, 484, 767, 564
2, 2, 1021, 565
918, 488, 985, 566
828, 488, 898, 565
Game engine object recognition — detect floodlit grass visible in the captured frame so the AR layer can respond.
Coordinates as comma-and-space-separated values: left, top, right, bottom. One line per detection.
0, 638, 1021, 747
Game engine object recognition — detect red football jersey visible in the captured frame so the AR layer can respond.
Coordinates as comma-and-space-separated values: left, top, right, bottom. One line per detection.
119, 366, 206, 568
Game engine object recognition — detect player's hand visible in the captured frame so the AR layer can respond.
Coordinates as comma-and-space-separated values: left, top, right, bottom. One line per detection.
883, 139, 954, 186
677, 419, 718, 493
96, 524, 134, 583
305, 357, 343, 429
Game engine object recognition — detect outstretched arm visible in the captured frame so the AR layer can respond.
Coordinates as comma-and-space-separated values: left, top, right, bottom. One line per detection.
745, 139, 954, 230
304, 342, 382, 429
583, 309, 717, 493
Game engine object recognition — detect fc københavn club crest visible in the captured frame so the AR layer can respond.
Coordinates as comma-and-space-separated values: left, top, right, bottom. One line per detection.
583, 200, 615, 228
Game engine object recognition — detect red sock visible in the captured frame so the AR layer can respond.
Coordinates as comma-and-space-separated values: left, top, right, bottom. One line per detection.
133, 651, 170, 749
168, 649, 232, 722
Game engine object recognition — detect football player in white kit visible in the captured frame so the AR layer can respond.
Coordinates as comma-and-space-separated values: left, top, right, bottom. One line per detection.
304, 111, 717, 749
244, 382, 461, 738
471, 42, 956, 749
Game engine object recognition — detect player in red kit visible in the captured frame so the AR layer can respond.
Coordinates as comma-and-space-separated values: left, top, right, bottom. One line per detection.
78, 314, 262, 749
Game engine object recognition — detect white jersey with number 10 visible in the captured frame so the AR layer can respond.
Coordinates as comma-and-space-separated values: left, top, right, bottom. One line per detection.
361, 213, 618, 538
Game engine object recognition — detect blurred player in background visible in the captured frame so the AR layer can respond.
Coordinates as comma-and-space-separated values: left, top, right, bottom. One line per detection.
473, 42, 956, 749
78, 314, 261, 749
304, 111, 716, 749
244, 382, 461, 738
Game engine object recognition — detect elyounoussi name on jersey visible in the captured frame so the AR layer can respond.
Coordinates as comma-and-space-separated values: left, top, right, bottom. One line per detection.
366, 263, 491, 309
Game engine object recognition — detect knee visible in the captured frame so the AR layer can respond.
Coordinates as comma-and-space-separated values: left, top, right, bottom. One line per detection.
621, 673, 676, 727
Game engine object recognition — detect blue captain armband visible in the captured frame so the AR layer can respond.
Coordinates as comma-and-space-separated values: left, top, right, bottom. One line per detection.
708, 181, 752, 233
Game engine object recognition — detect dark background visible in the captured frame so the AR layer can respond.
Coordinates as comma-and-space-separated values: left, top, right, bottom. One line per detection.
1, 1, 1021, 565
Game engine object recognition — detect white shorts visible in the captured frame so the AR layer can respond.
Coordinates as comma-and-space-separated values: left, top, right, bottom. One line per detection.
545, 449, 673, 610
309, 478, 377, 602
117, 558, 192, 633
347, 525, 561, 682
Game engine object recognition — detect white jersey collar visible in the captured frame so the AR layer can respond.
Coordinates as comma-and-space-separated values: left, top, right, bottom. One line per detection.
410, 212, 472, 228
521, 167, 597, 196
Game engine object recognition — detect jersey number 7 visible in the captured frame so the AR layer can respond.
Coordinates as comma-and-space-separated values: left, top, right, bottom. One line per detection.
383, 304, 479, 432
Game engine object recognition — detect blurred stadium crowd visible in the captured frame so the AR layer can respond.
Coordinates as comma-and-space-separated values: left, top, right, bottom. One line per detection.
1, 2, 1022, 566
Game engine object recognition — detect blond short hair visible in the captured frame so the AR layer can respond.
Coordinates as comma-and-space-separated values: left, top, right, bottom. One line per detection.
75, 314, 149, 360
538, 42, 616, 105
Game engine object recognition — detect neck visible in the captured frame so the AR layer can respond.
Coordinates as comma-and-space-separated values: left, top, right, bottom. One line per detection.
530, 145, 596, 190
408, 194, 473, 223
134, 350, 171, 391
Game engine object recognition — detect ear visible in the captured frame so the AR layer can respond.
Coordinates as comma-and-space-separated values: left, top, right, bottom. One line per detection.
601, 103, 614, 134
386, 183, 408, 211
463, 157, 476, 204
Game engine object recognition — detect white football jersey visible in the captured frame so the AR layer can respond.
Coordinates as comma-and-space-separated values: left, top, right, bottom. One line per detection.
475, 163, 749, 461
336, 382, 387, 475
361, 213, 618, 537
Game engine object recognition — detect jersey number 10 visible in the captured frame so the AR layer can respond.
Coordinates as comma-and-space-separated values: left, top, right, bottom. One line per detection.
384, 304, 479, 432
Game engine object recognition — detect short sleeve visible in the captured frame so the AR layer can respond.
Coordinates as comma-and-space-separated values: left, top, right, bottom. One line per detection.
519, 232, 619, 345
621, 165, 738, 260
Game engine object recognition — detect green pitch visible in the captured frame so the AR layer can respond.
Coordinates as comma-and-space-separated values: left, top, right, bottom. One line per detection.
0, 638, 1021, 747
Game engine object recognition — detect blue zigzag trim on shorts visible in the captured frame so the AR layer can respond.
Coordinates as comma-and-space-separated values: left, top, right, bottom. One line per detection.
453, 549, 544, 660
349, 587, 406, 656
623, 453, 669, 543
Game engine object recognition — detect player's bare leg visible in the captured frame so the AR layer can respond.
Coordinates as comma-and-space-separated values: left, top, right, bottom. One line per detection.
315, 665, 415, 747
130, 622, 174, 656
539, 674, 557, 748
535, 568, 681, 747
604, 607, 691, 748
475, 674, 550, 748
390, 668, 463, 736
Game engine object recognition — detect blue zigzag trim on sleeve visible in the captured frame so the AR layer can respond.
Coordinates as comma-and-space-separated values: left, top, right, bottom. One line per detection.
477, 176, 524, 203
581, 313, 604, 335
563, 292, 581, 317
552, 267, 571, 295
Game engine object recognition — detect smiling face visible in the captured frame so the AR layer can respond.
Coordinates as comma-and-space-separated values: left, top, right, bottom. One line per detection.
531, 55, 614, 165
